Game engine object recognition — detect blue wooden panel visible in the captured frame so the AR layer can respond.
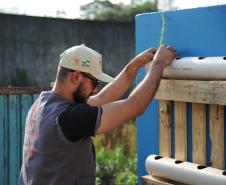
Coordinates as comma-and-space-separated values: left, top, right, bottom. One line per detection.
0, 96, 5, 185
136, 6, 226, 56
3, 95, 9, 185
32, 94, 39, 102
136, 68, 159, 182
136, 100, 159, 182
9, 95, 20, 185
136, 5, 226, 184
0, 93, 37, 185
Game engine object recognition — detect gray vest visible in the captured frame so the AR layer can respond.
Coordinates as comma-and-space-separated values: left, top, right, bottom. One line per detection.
19, 91, 96, 185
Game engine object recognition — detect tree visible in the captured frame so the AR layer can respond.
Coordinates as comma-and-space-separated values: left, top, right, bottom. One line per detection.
80, 0, 158, 22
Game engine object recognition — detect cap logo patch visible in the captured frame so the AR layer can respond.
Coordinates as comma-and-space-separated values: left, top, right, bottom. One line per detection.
73, 58, 80, 66
81, 59, 91, 67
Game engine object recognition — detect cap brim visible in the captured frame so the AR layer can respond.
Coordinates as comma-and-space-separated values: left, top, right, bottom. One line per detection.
91, 73, 114, 83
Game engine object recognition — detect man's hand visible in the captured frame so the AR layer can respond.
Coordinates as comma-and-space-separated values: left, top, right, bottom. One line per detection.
150, 45, 177, 70
131, 48, 158, 68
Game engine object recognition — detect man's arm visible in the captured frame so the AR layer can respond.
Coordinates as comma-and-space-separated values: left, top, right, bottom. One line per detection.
87, 48, 157, 106
96, 45, 177, 134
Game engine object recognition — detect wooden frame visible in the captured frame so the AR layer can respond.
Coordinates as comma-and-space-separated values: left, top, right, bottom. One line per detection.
143, 79, 226, 185
155, 80, 226, 105
0, 87, 51, 95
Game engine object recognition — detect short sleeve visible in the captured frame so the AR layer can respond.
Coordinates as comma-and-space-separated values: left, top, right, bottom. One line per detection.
56, 103, 102, 142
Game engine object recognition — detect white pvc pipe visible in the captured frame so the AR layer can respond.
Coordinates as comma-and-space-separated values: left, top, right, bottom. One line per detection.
145, 57, 226, 80
145, 154, 226, 185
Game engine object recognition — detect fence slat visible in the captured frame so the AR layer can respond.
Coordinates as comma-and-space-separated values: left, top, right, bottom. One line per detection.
159, 100, 171, 157
0, 88, 44, 185
4, 96, 9, 185
192, 103, 206, 165
174, 102, 187, 161
209, 104, 225, 169
0, 96, 5, 185
9, 95, 20, 185
32, 94, 40, 102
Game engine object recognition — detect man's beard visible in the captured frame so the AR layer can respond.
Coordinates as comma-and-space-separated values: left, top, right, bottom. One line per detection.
73, 84, 92, 103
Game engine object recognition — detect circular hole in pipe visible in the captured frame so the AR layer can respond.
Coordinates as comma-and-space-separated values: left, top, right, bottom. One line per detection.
175, 160, 184, 164
198, 57, 205, 59
223, 57, 226, 60
197, 165, 207, 170
155, 156, 163, 160
222, 171, 226, 176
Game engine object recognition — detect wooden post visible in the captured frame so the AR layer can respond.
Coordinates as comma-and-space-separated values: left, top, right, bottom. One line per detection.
209, 104, 225, 169
174, 101, 187, 161
192, 103, 206, 165
159, 100, 171, 157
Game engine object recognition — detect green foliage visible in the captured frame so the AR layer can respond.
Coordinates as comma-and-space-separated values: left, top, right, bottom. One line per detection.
96, 147, 137, 185
94, 121, 137, 157
94, 123, 137, 184
80, 0, 158, 22
10, 67, 29, 86
115, 171, 137, 185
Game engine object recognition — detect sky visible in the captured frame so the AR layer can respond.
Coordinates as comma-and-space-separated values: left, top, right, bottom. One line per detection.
0, 0, 226, 19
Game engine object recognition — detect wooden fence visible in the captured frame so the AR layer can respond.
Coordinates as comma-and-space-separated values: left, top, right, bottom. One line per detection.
0, 87, 50, 185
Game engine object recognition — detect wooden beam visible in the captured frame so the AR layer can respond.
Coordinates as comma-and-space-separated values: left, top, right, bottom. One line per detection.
159, 100, 171, 158
209, 104, 225, 169
142, 175, 181, 185
0, 87, 51, 95
155, 80, 226, 105
174, 101, 187, 161
192, 103, 206, 165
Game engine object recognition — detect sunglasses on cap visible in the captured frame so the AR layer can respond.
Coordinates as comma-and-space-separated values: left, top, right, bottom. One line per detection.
81, 72, 101, 89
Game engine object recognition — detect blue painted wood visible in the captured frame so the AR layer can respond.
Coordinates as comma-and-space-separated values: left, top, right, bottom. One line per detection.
33, 94, 39, 102
4, 95, 9, 185
135, 58, 160, 185
0, 93, 39, 185
9, 95, 20, 185
0, 96, 5, 185
136, 5, 226, 184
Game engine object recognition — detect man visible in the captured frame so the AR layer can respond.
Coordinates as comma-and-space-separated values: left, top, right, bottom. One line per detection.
19, 44, 176, 185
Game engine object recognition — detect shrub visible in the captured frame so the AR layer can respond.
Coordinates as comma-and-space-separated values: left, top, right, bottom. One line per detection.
96, 146, 137, 185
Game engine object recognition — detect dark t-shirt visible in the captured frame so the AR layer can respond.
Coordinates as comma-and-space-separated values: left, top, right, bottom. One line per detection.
57, 103, 102, 142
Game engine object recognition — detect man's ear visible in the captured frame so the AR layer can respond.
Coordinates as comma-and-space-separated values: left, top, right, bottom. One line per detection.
70, 71, 82, 84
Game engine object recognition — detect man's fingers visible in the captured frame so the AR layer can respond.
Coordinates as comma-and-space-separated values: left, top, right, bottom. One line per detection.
166, 45, 177, 54
149, 48, 158, 54
144, 47, 157, 54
